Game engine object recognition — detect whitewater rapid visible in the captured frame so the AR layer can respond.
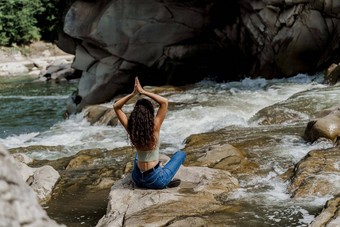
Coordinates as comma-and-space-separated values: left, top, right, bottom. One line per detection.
1, 74, 326, 159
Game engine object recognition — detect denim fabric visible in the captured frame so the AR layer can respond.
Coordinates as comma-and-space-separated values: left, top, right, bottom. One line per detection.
131, 151, 186, 189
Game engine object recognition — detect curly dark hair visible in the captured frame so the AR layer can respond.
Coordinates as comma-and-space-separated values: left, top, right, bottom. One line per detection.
128, 98, 156, 150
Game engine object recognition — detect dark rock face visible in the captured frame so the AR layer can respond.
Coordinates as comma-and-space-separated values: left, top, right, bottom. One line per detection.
59, 0, 340, 113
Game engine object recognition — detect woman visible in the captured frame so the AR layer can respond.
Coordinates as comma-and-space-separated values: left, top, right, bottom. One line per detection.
114, 77, 185, 189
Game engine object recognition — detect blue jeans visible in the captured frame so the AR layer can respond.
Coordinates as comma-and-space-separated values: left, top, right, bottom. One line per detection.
131, 151, 186, 189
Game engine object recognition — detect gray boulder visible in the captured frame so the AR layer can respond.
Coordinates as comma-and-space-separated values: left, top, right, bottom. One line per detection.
0, 143, 63, 226
59, 0, 340, 113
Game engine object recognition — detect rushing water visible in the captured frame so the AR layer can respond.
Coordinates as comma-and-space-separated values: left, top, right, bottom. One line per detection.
1, 74, 339, 226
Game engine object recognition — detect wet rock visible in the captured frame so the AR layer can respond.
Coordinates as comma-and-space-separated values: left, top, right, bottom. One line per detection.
183, 131, 259, 174
324, 63, 340, 85
309, 196, 340, 227
13, 154, 60, 204
33, 146, 135, 226
84, 105, 118, 126
66, 154, 96, 170
250, 86, 340, 125
304, 106, 340, 143
0, 143, 63, 226
288, 146, 340, 198
83, 85, 182, 125
143, 85, 184, 95
46, 147, 135, 192
9, 145, 66, 157
96, 163, 239, 226
188, 144, 257, 174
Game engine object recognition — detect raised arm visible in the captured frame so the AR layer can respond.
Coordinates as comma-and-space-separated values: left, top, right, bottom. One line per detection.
135, 77, 168, 132
113, 84, 137, 131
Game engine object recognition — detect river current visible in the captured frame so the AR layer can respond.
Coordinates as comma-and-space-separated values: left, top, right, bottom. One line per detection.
1, 74, 339, 226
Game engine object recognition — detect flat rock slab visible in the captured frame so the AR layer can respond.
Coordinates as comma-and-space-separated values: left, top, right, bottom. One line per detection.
97, 165, 239, 226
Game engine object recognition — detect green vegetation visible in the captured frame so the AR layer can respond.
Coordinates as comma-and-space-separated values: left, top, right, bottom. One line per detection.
0, 0, 65, 46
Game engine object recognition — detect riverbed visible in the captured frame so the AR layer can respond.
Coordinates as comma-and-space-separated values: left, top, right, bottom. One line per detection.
1, 74, 339, 226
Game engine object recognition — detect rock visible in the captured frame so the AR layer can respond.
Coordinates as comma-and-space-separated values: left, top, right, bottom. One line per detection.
82, 84, 183, 125
96, 163, 239, 226
29, 146, 135, 226
183, 131, 258, 174
15, 161, 35, 182
13, 155, 60, 204
287, 146, 340, 198
309, 197, 340, 227
66, 154, 96, 170
304, 106, 340, 143
33, 59, 50, 70
324, 63, 340, 85
28, 69, 41, 77
30, 165, 60, 204
84, 105, 118, 126
0, 62, 29, 76
59, 1, 340, 113
250, 86, 340, 125
42, 59, 79, 82
35, 146, 135, 194
0, 41, 74, 78
188, 144, 257, 174
12, 153, 33, 164
0, 143, 63, 226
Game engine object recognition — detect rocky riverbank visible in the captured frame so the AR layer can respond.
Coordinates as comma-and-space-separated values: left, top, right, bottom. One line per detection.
0, 41, 75, 82
2, 81, 340, 226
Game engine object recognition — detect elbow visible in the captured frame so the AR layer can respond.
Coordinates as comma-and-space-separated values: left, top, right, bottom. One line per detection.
162, 99, 168, 109
113, 103, 119, 111
163, 98, 168, 107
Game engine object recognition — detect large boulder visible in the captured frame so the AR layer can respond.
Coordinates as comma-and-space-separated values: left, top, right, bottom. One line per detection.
0, 143, 63, 226
59, 0, 340, 113
96, 160, 239, 226
304, 106, 340, 143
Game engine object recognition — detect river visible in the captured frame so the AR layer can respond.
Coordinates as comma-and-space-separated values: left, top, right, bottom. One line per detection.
0, 74, 339, 226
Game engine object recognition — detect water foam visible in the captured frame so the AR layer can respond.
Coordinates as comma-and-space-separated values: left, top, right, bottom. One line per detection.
2, 74, 329, 159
